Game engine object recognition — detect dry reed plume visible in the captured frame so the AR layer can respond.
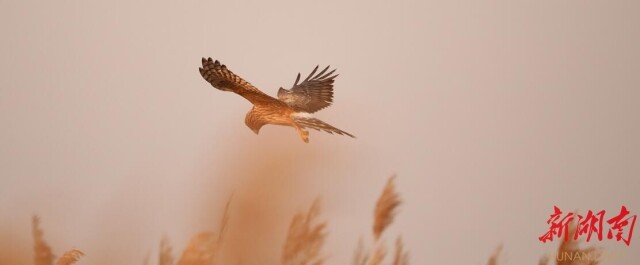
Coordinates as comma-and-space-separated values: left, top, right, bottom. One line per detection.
55, 249, 84, 265
281, 199, 327, 265
32, 216, 54, 265
353, 176, 409, 265
171, 196, 232, 265
373, 176, 401, 241
176, 232, 217, 265
31, 216, 84, 265
391, 237, 409, 265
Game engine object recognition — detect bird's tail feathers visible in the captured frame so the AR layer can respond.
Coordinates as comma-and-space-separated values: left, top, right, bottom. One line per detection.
292, 115, 355, 138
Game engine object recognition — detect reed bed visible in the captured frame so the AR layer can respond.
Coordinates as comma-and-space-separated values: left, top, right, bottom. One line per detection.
27, 176, 602, 265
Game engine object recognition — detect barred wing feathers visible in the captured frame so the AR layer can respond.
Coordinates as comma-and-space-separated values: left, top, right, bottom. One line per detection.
199, 58, 276, 104
278, 65, 337, 113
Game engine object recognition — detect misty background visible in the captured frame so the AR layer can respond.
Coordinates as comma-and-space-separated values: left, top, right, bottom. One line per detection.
1, 0, 639, 264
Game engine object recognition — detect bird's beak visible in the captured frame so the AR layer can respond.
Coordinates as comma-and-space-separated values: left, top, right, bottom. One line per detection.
251, 128, 260, 134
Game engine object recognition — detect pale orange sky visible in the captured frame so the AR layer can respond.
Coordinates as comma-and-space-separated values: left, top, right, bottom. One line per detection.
1, 1, 639, 264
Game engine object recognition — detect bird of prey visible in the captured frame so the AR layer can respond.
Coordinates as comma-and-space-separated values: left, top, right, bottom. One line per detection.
198, 58, 354, 143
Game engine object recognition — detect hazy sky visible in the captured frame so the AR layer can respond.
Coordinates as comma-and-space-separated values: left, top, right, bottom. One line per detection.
1, 1, 639, 264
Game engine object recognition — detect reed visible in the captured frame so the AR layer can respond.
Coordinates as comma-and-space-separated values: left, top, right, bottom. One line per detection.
353, 176, 409, 265
281, 199, 327, 265
55, 249, 84, 265
32, 216, 54, 265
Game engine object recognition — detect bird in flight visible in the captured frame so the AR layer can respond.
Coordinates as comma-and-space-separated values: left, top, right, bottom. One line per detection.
198, 58, 354, 143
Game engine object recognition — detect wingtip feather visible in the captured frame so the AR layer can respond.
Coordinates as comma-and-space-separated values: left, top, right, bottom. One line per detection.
305, 65, 320, 81
315, 65, 330, 78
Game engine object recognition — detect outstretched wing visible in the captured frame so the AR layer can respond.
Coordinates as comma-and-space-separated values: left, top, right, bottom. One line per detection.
199, 58, 277, 104
277, 65, 337, 113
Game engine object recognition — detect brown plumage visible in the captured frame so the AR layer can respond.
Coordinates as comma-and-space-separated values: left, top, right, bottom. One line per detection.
199, 57, 354, 143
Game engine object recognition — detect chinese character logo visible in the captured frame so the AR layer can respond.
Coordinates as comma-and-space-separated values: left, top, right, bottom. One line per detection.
539, 206, 637, 246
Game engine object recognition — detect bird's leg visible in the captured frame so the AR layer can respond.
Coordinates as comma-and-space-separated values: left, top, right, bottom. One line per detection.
295, 126, 310, 143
